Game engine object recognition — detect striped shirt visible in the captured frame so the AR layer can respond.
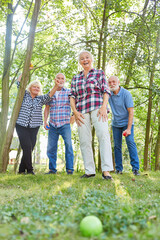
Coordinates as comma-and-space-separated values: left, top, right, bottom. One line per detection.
47, 88, 71, 128
16, 82, 51, 128
69, 68, 111, 114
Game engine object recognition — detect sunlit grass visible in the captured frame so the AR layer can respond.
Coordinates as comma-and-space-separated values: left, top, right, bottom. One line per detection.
0, 171, 160, 239
114, 178, 132, 202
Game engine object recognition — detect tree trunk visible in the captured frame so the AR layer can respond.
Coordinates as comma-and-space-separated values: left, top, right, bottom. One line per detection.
92, 127, 96, 164
102, 0, 109, 73
143, 29, 160, 170
35, 132, 41, 164
102, 17, 108, 73
149, 102, 158, 170
97, 0, 107, 69
0, 2, 13, 169
98, 149, 101, 172
14, 144, 21, 173
97, 0, 108, 171
124, 0, 150, 87
143, 73, 153, 170
0, 0, 42, 172
110, 125, 115, 170
155, 105, 160, 171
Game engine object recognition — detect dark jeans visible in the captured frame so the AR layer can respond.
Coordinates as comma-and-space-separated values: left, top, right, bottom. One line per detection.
112, 125, 139, 172
16, 124, 39, 173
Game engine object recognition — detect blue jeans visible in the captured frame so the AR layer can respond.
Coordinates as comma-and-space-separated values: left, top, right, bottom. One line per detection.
112, 125, 139, 172
47, 124, 74, 173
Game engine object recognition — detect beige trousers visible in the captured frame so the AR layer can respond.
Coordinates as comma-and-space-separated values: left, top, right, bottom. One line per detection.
78, 109, 113, 174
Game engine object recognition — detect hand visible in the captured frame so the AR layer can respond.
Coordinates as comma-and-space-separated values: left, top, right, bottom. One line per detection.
54, 79, 60, 88
44, 123, 50, 130
74, 111, 85, 126
97, 106, 108, 122
55, 78, 64, 88
123, 129, 131, 137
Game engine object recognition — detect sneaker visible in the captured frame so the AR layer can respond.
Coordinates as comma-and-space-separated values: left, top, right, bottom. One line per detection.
45, 170, 56, 175
102, 173, 113, 180
80, 174, 95, 178
115, 170, 123, 174
67, 171, 73, 175
133, 170, 140, 176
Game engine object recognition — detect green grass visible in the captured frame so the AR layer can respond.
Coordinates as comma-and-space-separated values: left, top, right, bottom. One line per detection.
0, 171, 160, 240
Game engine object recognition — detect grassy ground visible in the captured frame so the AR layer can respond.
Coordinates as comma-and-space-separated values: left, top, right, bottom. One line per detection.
0, 171, 160, 240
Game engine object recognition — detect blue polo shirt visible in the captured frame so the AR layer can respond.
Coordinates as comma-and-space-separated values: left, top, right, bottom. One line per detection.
108, 87, 134, 127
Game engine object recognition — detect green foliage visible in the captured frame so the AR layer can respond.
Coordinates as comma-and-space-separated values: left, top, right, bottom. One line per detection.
0, 172, 160, 239
0, 0, 160, 171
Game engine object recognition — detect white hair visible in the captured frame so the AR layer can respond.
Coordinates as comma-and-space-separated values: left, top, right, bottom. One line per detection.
78, 50, 94, 63
27, 80, 42, 95
108, 76, 119, 83
55, 73, 66, 80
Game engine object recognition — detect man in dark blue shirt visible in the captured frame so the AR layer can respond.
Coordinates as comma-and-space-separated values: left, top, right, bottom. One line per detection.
108, 76, 140, 176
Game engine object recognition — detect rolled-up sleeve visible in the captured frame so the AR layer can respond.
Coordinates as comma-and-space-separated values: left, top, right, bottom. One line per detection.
100, 71, 111, 96
40, 93, 51, 105
69, 76, 77, 99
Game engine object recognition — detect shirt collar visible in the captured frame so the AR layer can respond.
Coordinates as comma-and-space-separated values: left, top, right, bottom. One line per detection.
27, 91, 38, 99
57, 87, 66, 92
52, 87, 67, 98
117, 86, 122, 96
111, 86, 121, 96
80, 68, 95, 76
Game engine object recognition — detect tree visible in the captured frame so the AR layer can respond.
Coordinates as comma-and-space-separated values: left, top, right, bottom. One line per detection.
0, 1, 14, 168
143, 27, 160, 170
154, 104, 160, 170
124, 0, 150, 87
0, 0, 159, 173
0, 0, 41, 172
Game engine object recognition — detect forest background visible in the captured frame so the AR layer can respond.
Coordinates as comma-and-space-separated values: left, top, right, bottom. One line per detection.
0, 0, 160, 173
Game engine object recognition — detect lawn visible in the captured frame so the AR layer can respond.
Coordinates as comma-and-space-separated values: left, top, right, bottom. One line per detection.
0, 171, 160, 240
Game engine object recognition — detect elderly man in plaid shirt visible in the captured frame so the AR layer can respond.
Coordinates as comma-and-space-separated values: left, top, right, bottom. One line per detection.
70, 51, 113, 180
44, 73, 74, 174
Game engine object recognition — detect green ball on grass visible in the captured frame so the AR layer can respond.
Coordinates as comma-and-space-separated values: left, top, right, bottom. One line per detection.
80, 215, 103, 237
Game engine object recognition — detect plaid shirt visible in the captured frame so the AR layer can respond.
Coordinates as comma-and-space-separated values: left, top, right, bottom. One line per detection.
16, 82, 51, 128
47, 88, 71, 128
69, 68, 110, 114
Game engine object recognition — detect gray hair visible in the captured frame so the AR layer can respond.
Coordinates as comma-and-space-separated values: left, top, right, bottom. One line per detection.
108, 76, 119, 83
55, 73, 66, 80
27, 80, 42, 95
78, 50, 94, 63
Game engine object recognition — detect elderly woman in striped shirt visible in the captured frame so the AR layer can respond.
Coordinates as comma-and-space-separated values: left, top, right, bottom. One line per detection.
16, 78, 59, 175
70, 50, 113, 180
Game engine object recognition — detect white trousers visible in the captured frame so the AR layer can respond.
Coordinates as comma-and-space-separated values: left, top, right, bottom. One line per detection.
78, 109, 113, 174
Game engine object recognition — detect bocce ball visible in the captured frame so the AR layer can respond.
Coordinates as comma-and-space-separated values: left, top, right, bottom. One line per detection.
80, 215, 103, 237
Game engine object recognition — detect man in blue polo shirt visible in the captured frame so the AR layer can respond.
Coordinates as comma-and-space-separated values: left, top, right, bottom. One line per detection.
108, 76, 140, 175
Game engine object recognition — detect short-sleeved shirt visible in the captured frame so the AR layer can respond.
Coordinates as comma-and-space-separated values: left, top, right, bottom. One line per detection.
108, 87, 134, 127
47, 88, 71, 128
16, 83, 51, 128
69, 68, 110, 114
